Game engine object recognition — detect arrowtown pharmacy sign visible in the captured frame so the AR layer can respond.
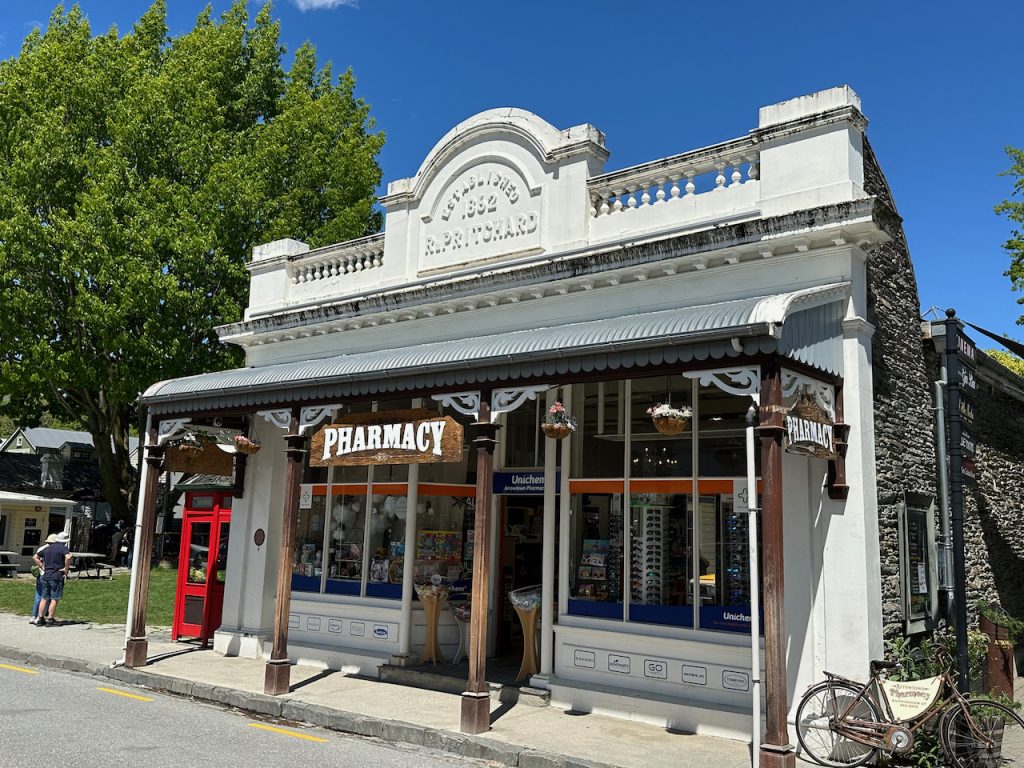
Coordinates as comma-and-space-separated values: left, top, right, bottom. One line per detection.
784, 394, 839, 460
310, 410, 464, 467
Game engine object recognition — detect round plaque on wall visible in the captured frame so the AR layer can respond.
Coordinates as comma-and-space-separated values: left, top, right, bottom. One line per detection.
253, 528, 266, 547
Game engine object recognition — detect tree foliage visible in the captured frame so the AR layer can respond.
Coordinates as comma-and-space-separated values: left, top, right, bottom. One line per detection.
987, 349, 1024, 379
0, 1, 384, 520
996, 146, 1024, 325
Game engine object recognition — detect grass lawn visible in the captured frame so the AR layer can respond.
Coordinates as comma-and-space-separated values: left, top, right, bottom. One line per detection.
0, 566, 178, 626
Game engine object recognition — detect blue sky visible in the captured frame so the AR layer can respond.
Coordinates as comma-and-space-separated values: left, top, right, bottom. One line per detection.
2, 1, 1023, 344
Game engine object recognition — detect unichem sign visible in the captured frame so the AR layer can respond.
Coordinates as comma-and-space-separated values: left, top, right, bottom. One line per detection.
310, 410, 463, 467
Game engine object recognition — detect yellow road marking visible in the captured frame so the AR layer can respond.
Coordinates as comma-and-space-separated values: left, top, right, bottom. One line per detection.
247, 723, 328, 743
0, 663, 37, 675
97, 687, 153, 702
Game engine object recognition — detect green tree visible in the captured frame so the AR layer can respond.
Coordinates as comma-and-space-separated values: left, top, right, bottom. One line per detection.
987, 349, 1024, 378
997, 146, 1024, 324
0, 1, 384, 521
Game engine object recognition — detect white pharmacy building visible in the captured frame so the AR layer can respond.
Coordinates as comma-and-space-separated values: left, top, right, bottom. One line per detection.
136, 86, 902, 760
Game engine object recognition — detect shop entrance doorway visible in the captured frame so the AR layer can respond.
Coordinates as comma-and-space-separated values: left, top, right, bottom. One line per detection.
495, 495, 546, 658
173, 491, 232, 646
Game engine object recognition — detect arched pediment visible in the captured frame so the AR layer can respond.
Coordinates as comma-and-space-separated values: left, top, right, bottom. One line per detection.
384, 108, 606, 205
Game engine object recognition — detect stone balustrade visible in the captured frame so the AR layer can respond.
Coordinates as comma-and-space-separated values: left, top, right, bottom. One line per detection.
288, 233, 385, 286
246, 91, 865, 320
587, 136, 758, 217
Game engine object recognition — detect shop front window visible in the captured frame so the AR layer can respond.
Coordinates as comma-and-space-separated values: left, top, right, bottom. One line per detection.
565, 376, 761, 635
573, 382, 625, 478
285, 398, 483, 601
292, 491, 327, 593
697, 491, 761, 632
629, 375, 693, 479
568, 492, 624, 618
504, 397, 542, 469
629, 493, 693, 627
365, 491, 408, 598
413, 495, 474, 584
325, 487, 365, 595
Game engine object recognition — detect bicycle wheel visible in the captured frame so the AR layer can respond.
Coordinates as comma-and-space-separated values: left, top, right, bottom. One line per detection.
796, 681, 881, 767
941, 699, 1024, 768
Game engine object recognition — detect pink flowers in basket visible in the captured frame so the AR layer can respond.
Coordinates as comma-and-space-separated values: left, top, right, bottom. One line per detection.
544, 401, 577, 430
541, 401, 577, 439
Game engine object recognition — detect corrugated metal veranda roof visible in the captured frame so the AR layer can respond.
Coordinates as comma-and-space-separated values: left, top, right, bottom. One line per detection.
143, 283, 849, 415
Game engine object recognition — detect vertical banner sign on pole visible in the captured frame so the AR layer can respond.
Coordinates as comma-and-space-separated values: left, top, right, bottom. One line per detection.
944, 309, 973, 693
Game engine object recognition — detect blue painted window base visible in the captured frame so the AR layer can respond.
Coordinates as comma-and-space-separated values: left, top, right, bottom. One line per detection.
629, 604, 694, 628
568, 599, 623, 620
566, 600, 763, 634
291, 573, 320, 593
366, 583, 401, 599
325, 578, 360, 596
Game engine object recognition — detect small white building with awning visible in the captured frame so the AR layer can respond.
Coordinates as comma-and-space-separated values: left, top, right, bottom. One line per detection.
0, 489, 77, 570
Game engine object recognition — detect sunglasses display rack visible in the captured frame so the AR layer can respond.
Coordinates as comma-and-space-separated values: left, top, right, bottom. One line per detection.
630, 504, 667, 605
606, 502, 623, 602
722, 506, 750, 606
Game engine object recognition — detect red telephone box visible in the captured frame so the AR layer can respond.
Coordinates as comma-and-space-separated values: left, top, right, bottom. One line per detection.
173, 491, 232, 645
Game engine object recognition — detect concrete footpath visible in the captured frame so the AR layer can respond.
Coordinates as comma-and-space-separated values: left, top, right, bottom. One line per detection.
0, 612, 752, 768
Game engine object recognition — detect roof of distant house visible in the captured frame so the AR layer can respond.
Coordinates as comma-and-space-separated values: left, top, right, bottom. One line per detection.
1, 427, 140, 454
0, 452, 102, 497
0, 488, 75, 505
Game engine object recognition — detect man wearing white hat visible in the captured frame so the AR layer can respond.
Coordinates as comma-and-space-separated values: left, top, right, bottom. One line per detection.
29, 533, 58, 625
33, 531, 72, 626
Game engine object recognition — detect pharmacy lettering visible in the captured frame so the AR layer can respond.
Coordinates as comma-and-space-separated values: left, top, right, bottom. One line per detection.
310, 410, 464, 467
784, 394, 839, 460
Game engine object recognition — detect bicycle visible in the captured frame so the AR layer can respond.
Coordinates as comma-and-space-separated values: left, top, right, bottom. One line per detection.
795, 655, 1024, 768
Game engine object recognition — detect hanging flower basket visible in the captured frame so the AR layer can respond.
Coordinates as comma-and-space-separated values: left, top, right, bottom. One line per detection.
541, 422, 573, 439
648, 403, 692, 435
175, 434, 204, 456
233, 434, 262, 455
541, 401, 577, 440
652, 415, 689, 435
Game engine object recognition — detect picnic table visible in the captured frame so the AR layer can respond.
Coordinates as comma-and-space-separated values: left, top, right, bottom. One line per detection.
0, 551, 17, 578
69, 552, 113, 580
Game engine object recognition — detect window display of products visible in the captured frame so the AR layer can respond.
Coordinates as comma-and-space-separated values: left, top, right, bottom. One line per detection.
723, 504, 750, 606
576, 539, 610, 600
416, 530, 463, 582
630, 505, 667, 604
570, 493, 623, 605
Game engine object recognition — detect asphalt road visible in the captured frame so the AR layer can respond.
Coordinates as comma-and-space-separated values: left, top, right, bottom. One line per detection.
0, 660, 483, 768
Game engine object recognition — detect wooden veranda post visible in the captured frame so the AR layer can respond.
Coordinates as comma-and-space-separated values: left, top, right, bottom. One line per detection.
758, 363, 796, 768
125, 426, 165, 668
461, 396, 499, 734
264, 410, 305, 695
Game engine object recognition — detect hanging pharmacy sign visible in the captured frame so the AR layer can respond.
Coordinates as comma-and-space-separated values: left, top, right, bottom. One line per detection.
784, 394, 839, 460
310, 409, 464, 467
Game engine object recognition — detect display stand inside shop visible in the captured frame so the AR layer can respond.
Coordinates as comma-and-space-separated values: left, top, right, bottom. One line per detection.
416, 579, 450, 665
449, 596, 471, 664
509, 585, 542, 682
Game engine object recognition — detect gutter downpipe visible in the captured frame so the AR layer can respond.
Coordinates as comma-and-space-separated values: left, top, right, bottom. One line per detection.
746, 404, 762, 763
933, 374, 953, 618
120, 411, 153, 662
